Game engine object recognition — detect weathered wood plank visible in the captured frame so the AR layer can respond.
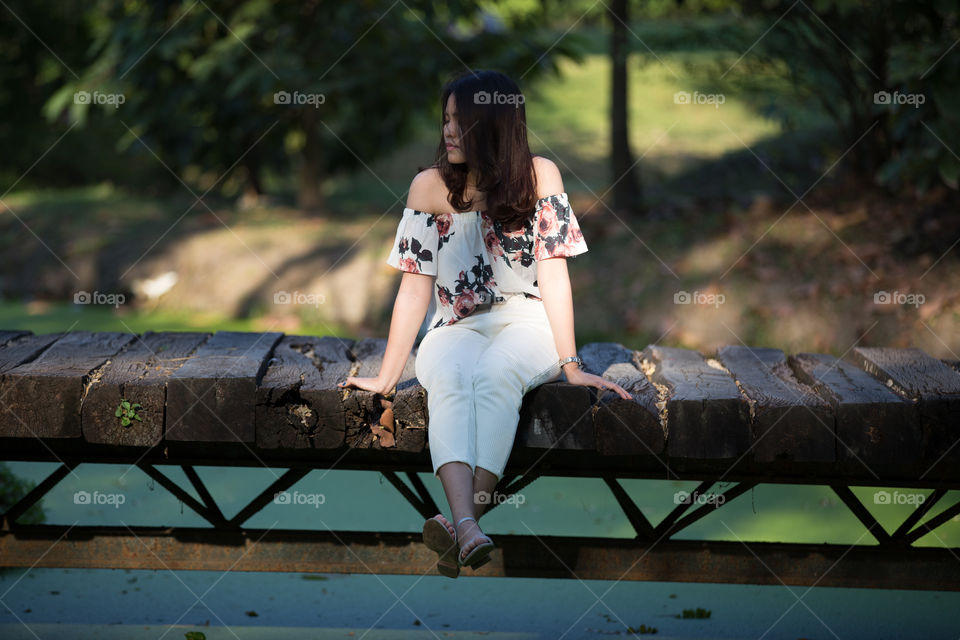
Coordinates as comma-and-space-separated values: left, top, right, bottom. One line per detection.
393, 344, 428, 431
339, 338, 426, 452
850, 347, 960, 469
789, 352, 918, 467
256, 335, 355, 450
580, 343, 664, 457
0, 333, 63, 375
517, 383, 595, 450
342, 338, 386, 449
166, 331, 283, 443
0, 331, 135, 438
389, 346, 427, 452
716, 346, 834, 462
1, 329, 953, 484
0, 330, 30, 347
82, 332, 210, 446
640, 345, 750, 460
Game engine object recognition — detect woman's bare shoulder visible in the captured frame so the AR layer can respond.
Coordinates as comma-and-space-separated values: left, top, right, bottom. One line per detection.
406, 167, 448, 214
532, 156, 563, 199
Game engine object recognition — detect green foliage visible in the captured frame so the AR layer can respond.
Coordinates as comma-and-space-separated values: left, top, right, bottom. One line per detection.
680, 607, 712, 619
39, 1, 586, 204
728, 0, 960, 194
115, 399, 142, 427
0, 0, 152, 188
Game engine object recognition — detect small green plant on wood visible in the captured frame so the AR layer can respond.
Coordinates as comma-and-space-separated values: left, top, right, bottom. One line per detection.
115, 399, 142, 427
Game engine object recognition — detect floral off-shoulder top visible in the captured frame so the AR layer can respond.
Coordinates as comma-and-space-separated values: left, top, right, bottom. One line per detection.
385, 192, 588, 330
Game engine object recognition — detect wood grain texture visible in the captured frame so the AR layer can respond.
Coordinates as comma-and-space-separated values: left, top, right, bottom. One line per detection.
166, 331, 283, 443
580, 343, 663, 457
716, 346, 834, 462
0, 329, 953, 484
851, 347, 960, 470
256, 335, 355, 449
0, 330, 31, 347
790, 352, 918, 467
340, 338, 424, 452
641, 345, 749, 460
82, 332, 210, 446
0, 331, 135, 438
0, 333, 63, 375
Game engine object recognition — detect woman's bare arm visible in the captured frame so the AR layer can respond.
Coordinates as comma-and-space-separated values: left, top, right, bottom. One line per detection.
339, 170, 440, 393
381, 271, 433, 388
538, 257, 630, 400
537, 257, 578, 365
534, 157, 631, 399
339, 271, 432, 393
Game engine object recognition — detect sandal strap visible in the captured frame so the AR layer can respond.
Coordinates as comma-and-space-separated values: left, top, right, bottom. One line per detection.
459, 535, 493, 562
455, 517, 491, 560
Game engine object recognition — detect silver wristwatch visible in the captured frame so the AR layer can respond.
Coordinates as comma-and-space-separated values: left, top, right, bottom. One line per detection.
558, 355, 584, 370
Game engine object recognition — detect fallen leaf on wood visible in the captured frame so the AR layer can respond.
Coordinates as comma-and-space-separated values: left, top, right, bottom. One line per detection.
370, 407, 396, 447
380, 407, 394, 429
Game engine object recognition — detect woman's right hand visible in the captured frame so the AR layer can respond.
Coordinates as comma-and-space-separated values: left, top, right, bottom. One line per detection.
338, 375, 394, 395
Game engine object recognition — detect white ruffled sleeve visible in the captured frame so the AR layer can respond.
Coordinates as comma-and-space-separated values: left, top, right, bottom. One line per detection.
385, 209, 439, 276
533, 192, 588, 261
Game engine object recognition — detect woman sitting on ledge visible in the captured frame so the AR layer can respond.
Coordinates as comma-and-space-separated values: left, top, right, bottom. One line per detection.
339, 69, 630, 578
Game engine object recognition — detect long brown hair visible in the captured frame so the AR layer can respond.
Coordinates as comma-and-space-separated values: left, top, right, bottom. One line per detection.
419, 69, 539, 230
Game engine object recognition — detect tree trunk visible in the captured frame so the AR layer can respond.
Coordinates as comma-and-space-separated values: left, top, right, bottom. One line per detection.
609, 0, 643, 214
298, 108, 324, 211
239, 145, 263, 209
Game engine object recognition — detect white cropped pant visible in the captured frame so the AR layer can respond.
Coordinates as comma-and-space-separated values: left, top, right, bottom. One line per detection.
414, 292, 563, 480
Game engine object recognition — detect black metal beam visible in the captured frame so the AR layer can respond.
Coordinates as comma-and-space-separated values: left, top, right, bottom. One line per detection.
4, 446, 960, 489
603, 476, 655, 540
904, 497, 960, 545
137, 463, 220, 526
892, 488, 945, 541
482, 471, 542, 517
666, 482, 758, 538
405, 472, 440, 517
227, 467, 312, 528
1, 525, 958, 591
1, 462, 77, 527
382, 471, 435, 519
831, 485, 891, 545
653, 479, 714, 538
181, 465, 226, 525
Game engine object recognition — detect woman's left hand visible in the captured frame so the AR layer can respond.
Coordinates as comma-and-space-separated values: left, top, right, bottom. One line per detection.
562, 366, 633, 400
